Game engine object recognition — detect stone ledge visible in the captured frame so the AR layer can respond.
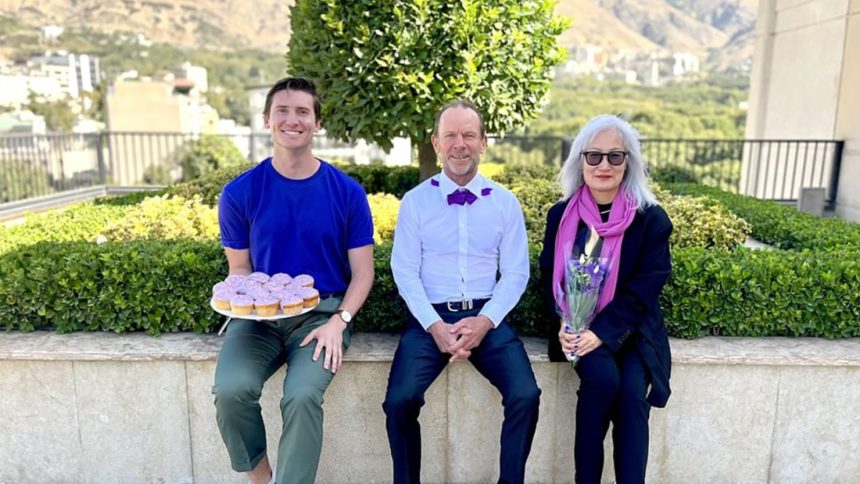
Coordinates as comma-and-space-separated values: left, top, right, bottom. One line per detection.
1, 331, 859, 367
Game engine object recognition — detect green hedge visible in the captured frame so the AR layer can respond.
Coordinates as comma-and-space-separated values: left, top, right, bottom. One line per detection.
333, 164, 420, 199
2, 239, 857, 338
665, 183, 860, 252
3, 164, 857, 338
0, 203, 129, 255
0, 240, 225, 334
664, 246, 860, 338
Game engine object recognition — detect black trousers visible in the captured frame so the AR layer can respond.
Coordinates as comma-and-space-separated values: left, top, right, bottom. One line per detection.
574, 343, 651, 484
382, 306, 541, 484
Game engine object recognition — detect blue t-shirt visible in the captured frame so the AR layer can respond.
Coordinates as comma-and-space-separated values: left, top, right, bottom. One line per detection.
219, 159, 374, 297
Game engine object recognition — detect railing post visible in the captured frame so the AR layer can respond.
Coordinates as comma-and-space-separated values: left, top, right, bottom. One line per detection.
560, 137, 573, 167
248, 132, 256, 163
827, 141, 844, 210
96, 132, 107, 185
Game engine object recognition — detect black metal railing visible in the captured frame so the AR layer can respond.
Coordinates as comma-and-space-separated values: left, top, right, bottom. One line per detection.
641, 139, 844, 206
0, 132, 845, 208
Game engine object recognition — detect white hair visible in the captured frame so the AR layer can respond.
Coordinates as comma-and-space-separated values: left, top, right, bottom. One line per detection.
558, 114, 658, 210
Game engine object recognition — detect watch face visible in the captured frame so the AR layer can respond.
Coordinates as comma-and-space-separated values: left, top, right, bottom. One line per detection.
338, 309, 352, 323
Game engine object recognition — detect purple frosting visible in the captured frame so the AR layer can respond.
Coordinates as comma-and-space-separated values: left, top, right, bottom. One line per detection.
248, 272, 270, 283
270, 273, 293, 285
280, 294, 303, 307
293, 274, 314, 287
212, 282, 231, 294
224, 274, 247, 288
212, 288, 238, 299
263, 281, 284, 293
254, 295, 278, 306
296, 286, 319, 299
229, 294, 253, 306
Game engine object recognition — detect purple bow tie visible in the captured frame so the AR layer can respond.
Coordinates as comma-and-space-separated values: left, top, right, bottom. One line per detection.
447, 189, 478, 206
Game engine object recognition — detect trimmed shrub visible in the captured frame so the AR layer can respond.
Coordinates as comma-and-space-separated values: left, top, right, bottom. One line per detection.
663, 246, 860, 338
0, 239, 225, 333
0, 203, 129, 255
168, 162, 254, 206
100, 195, 219, 242
95, 188, 169, 206
335, 164, 420, 199
358, 242, 407, 332
367, 193, 400, 244
178, 135, 248, 182
493, 163, 559, 187
478, 162, 507, 181
2, 239, 857, 338
653, 185, 751, 249
650, 165, 698, 184
666, 183, 860, 251
510, 178, 563, 245
142, 164, 174, 185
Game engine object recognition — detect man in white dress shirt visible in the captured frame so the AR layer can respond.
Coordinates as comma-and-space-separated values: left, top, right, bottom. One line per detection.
383, 100, 541, 484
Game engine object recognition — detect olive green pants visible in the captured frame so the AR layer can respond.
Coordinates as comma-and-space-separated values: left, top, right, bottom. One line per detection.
213, 296, 349, 484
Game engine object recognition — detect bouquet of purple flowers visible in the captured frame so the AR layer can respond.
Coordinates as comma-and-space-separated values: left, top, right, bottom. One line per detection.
555, 251, 610, 367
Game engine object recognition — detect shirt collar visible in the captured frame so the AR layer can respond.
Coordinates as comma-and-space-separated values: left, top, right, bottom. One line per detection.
436, 171, 487, 201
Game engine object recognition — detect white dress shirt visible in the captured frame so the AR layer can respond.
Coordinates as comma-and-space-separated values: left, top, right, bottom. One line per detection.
390, 171, 530, 330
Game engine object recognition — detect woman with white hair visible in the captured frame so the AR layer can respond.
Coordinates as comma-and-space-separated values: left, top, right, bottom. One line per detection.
539, 115, 673, 484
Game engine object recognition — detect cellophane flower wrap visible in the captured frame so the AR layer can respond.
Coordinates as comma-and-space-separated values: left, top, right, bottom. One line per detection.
555, 242, 610, 367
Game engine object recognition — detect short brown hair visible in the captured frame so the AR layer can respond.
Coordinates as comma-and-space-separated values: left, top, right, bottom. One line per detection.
263, 77, 321, 121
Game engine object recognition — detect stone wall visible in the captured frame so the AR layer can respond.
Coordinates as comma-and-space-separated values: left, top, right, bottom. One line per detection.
1, 332, 859, 483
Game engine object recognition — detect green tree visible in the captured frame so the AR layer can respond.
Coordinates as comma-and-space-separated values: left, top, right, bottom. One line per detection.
288, 0, 569, 180
177, 135, 247, 182
27, 96, 75, 132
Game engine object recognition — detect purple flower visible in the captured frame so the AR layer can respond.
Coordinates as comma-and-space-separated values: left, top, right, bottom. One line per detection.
556, 249, 611, 367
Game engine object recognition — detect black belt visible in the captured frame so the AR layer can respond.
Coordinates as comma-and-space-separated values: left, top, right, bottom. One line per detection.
432, 298, 490, 313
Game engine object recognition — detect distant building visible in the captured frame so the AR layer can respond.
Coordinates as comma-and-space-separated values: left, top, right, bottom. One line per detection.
0, 111, 47, 135
105, 76, 220, 184
29, 51, 101, 98
106, 77, 218, 134
672, 53, 700, 77
0, 71, 65, 107
178, 62, 208, 94
41, 25, 64, 40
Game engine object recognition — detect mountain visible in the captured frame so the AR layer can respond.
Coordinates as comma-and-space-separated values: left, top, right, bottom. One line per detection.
0, 0, 756, 70
0, 0, 293, 52
556, 0, 756, 69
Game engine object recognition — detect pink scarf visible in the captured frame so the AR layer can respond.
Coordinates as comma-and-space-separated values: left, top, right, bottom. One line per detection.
552, 187, 638, 314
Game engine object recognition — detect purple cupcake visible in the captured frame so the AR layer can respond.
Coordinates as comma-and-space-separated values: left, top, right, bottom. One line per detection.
280, 294, 304, 316
270, 273, 293, 286
229, 294, 254, 316
253, 295, 280, 316
224, 274, 248, 288
248, 272, 270, 284
293, 274, 314, 288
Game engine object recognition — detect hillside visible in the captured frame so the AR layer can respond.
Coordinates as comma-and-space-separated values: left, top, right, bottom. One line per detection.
0, 0, 756, 69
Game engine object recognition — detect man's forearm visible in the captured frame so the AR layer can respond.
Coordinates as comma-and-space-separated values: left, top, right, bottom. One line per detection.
339, 267, 374, 316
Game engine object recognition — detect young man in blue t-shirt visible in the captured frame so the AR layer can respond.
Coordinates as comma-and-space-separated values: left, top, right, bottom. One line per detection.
214, 77, 374, 484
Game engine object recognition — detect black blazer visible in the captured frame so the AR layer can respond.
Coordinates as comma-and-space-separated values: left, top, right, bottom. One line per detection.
539, 200, 674, 408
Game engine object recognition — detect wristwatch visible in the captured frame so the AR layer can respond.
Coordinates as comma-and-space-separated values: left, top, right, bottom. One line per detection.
336, 308, 353, 324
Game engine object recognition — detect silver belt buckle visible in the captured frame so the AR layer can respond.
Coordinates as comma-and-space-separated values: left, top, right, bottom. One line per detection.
447, 299, 473, 312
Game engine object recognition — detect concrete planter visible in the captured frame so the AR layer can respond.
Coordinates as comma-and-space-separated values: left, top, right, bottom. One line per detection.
1, 332, 858, 483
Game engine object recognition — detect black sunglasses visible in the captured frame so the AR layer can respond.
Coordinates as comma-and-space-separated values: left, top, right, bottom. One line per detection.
581, 150, 628, 166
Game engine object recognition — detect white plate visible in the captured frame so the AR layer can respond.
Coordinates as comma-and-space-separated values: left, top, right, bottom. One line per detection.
210, 299, 317, 321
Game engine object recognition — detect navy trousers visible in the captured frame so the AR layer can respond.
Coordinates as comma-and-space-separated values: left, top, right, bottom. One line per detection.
382, 306, 541, 484
574, 343, 651, 484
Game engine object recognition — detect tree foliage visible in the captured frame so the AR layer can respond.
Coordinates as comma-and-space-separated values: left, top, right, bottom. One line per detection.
178, 135, 248, 182
288, 0, 569, 178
